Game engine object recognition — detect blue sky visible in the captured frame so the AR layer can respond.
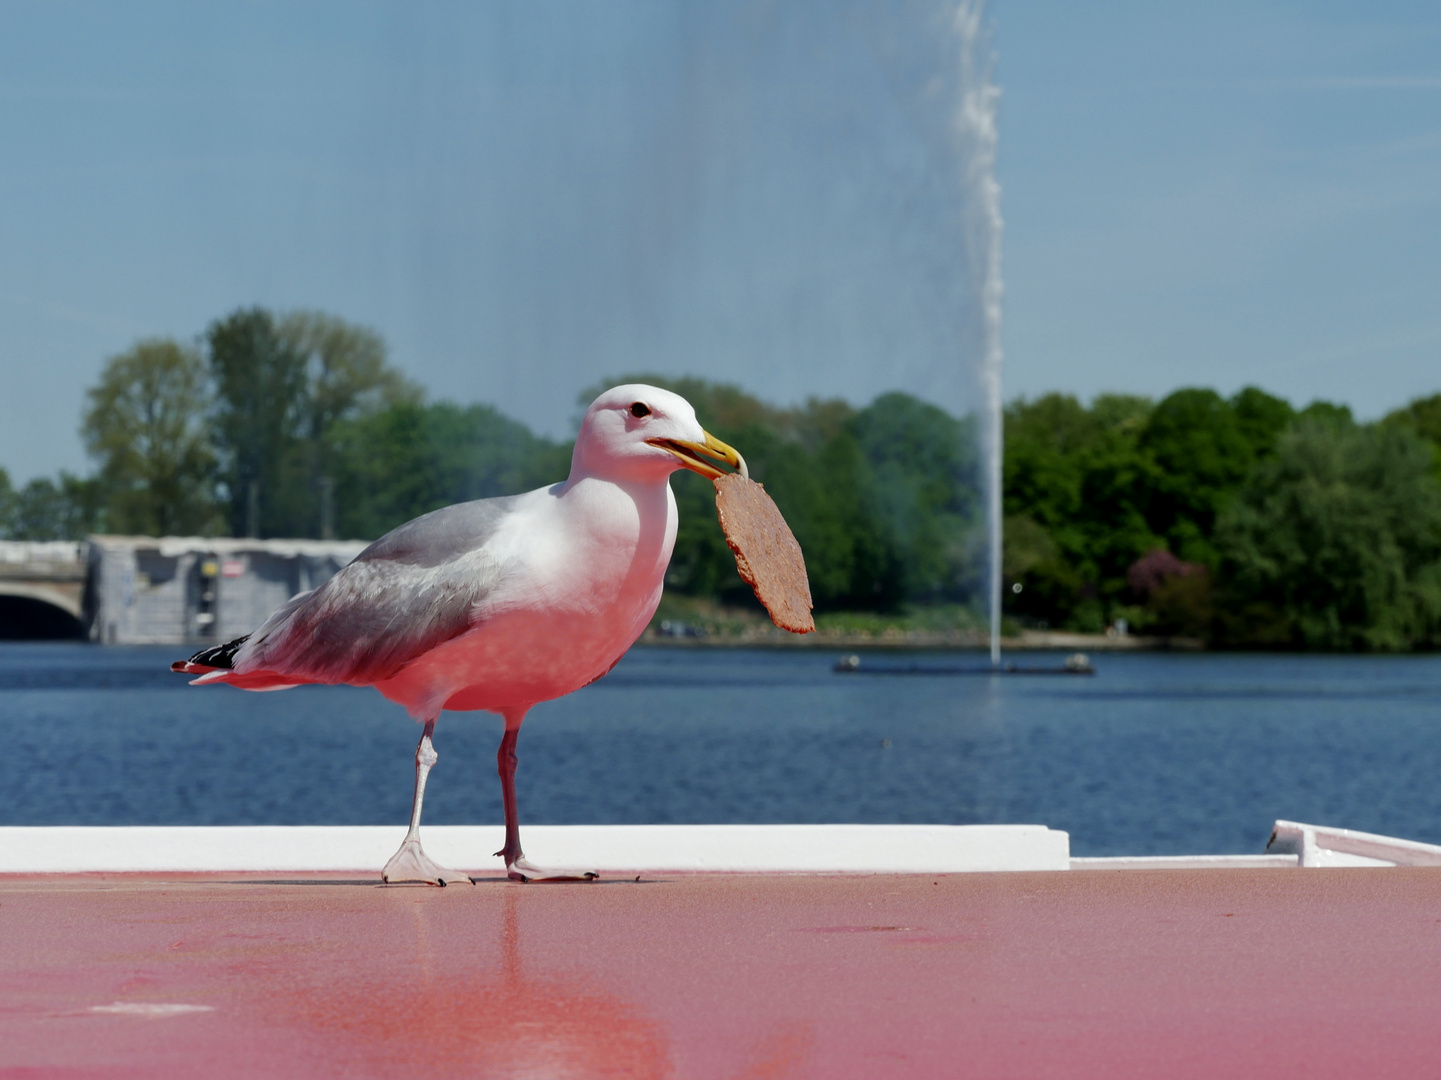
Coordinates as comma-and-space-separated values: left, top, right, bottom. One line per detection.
1, 1, 1438, 481
1000, 1, 1441, 421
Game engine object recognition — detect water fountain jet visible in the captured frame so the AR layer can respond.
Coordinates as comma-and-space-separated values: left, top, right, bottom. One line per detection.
951, 0, 1005, 667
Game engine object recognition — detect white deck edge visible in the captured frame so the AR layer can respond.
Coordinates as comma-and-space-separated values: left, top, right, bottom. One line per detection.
6, 820, 1436, 875
0, 824, 1071, 875
1071, 854, 1300, 870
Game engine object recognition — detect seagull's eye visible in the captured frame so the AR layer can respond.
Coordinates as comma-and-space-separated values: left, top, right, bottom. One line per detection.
630, 402, 651, 418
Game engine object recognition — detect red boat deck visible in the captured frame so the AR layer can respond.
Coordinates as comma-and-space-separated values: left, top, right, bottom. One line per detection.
3, 867, 1440, 1078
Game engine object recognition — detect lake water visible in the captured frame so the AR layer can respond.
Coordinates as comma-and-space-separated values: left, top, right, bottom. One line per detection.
1, 643, 1439, 856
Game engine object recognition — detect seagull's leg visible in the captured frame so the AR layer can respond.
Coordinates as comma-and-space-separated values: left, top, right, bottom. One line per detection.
495, 708, 596, 883
495, 717, 524, 869
382, 717, 471, 886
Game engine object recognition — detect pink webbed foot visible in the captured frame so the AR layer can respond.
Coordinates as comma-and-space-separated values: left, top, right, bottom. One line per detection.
382, 837, 472, 886
503, 854, 598, 884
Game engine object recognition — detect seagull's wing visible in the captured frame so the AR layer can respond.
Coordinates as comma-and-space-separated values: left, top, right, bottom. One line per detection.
230, 496, 520, 685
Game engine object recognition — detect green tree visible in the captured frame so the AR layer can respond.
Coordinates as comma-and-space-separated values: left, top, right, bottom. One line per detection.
0, 474, 103, 540
1298, 400, 1354, 426
849, 392, 980, 604
999, 385, 1301, 633
279, 311, 420, 436
1386, 393, 1441, 443
278, 312, 422, 536
1002, 392, 1161, 630
1384, 393, 1441, 481
1232, 386, 1295, 459
208, 308, 308, 538
81, 339, 220, 536
207, 308, 418, 538
329, 401, 567, 540
1137, 388, 1255, 564
1216, 417, 1441, 650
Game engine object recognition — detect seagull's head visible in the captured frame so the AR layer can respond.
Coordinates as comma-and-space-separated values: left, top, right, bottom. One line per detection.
571, 384, 748, 484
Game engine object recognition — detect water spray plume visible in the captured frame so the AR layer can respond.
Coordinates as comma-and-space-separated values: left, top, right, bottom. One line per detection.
952, 0, 1004, 667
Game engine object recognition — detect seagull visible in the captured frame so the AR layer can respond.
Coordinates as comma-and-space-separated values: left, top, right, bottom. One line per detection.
173, 384, 747, 884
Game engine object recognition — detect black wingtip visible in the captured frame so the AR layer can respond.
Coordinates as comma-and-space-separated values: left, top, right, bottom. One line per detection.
179, 634, 250, 671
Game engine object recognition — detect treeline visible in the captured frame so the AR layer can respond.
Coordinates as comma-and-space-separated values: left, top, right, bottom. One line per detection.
4, 306, 1440, 649
1, 309, 427, 541
0, 310, 577, 543
1004, 388, 1441, 650
0, 309, 979, 615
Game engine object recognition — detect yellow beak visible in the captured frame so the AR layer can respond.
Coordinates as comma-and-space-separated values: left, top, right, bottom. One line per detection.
647, 431, 749, 481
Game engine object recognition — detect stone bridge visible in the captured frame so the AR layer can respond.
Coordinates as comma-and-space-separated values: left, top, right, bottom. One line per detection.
0, 541, 89, 639
0, 537, 367, 643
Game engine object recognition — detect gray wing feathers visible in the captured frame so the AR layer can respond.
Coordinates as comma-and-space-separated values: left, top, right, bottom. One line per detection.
352, 497, 518, 568
247, 588, 316, 643
235, 496, 514, 684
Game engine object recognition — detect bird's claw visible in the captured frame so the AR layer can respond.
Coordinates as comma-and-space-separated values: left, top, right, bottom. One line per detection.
506, 855, 598, 883
382, 837, 472, 886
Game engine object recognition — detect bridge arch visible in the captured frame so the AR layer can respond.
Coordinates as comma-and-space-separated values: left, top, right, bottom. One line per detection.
0, 585, 87, 640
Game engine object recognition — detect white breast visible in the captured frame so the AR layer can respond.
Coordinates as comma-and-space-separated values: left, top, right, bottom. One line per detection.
375, 475, 679, 717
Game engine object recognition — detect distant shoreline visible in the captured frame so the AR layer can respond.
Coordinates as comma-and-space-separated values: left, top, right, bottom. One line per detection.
638, 628, 1205, 652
